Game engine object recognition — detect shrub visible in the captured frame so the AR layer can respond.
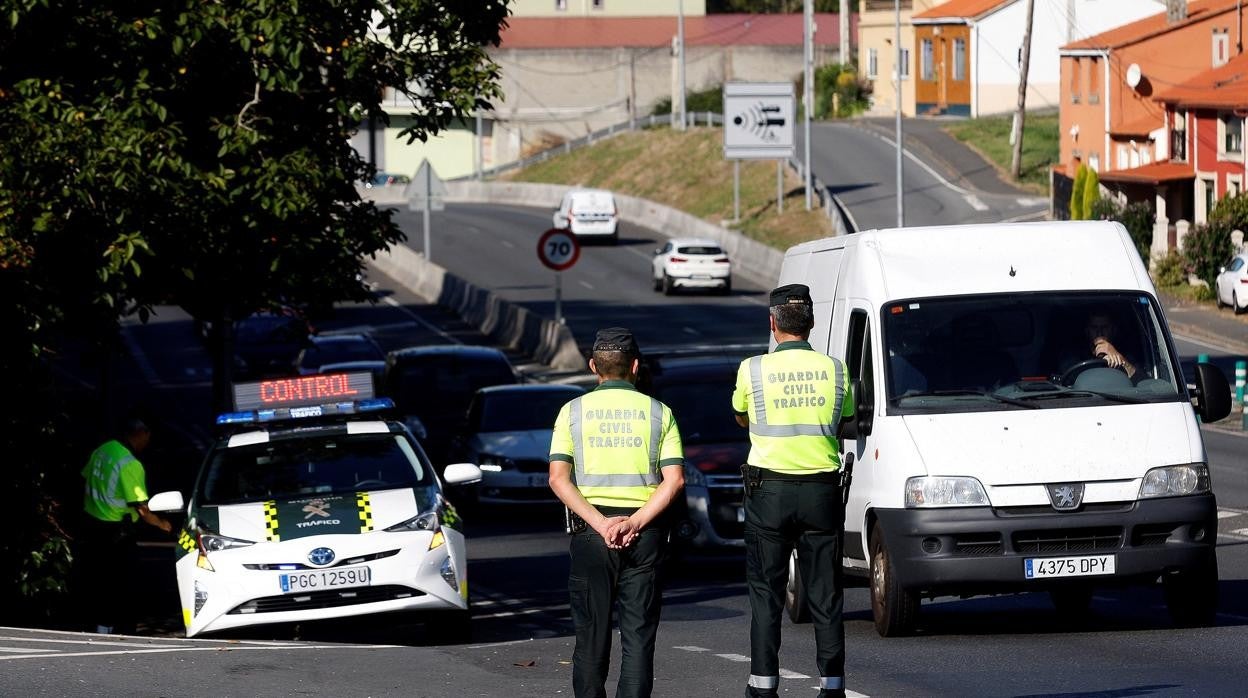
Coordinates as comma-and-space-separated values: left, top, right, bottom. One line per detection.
1070, 165, 1088, 220
1080, 167, 1100, 220
1209, 191, 1248, 230
1183, 219, 1237, 289
811, 63, 868, 118
652, 84, 725, 117
1091, 198, 1153, 263
1152, 250, 1187, 287
1193, 284, 1215, 301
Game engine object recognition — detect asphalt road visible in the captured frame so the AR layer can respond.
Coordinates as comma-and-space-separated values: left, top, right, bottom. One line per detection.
13, 203, 1248, 697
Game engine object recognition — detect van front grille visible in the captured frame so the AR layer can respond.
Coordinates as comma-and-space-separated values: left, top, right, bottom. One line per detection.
1013, 527, 1122, 553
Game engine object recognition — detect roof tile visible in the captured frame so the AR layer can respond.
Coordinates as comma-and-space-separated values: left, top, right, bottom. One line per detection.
913, 0, 1012, 21
1061, 0, 1240, 51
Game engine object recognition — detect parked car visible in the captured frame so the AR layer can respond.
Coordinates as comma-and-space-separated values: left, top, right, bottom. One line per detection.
552, 188, 619, 244
637, 344, 766, 550
365, 172, 411, 188
294, 333, 384, 375
233, 311, 313, 379
453, 384, 586, 504
384, 345, 521, 467
651, 238, 732, 295
1214, 252, 1248, 314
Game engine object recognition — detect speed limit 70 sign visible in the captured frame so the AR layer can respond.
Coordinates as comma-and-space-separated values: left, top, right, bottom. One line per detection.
537, 228, 581, 271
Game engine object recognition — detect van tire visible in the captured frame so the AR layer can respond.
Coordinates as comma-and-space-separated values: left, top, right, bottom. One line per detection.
1164, 552, 1219, 627
785, 551, 811, 623
870, 528, 919, 637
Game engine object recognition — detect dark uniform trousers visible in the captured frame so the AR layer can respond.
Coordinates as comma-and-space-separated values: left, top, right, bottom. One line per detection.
74, 515, 140, 633
744, 475, 845, 697
568, 506, 668, 698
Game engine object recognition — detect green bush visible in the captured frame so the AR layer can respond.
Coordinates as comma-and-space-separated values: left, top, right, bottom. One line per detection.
1193, 284, 1215, 301
1070, 165, 1088, 220
1209, 191, 1248, 230
652, 84, 725, 117
1091, 198, 1153, 263
1152, 250, 1187, 287
1183, 219, 1237, 289
812, 63, 868, 118
1080, 167, 1100, 220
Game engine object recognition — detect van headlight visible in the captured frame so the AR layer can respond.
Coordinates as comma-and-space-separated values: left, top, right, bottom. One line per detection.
905, 476, 990, 508
1139, 464, 1210, 498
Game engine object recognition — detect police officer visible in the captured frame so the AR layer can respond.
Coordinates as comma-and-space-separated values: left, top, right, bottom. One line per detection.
78, 416, 172, 634
732, 285, 854, 698
549, 328, 685, 698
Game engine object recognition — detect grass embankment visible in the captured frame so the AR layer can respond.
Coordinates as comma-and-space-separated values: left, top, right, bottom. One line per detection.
944, 111, 1060, 193
501, 127, 833, 250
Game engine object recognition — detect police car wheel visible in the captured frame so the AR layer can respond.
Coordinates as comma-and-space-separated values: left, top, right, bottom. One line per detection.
785, 551, 811, 624
1164, 553, 1219, 628
869, 527, 919, 637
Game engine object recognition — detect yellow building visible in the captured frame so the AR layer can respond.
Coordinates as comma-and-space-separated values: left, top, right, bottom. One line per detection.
857, 0, 949, 116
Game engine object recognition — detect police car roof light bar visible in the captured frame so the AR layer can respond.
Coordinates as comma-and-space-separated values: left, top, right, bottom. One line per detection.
215, 397, 395, 426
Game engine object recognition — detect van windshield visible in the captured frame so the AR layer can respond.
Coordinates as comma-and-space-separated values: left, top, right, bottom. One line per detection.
882, 292, 1183, 413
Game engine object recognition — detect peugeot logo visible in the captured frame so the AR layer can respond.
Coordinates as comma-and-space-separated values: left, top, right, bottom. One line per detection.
307, 547, 336, 566
1047, 483, 1085, 511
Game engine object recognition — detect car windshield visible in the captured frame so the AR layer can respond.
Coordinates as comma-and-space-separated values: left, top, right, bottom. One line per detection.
883, 291, 1183, 414
301, 340, 381, 370
237, 315, 304, 344
477, 390, 578, 432
652, 380, 744, 444
197, 432, 429, 506
677, 245, 723, 256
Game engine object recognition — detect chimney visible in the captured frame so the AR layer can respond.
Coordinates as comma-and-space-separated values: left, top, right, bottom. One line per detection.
1166, 0, 1188, 24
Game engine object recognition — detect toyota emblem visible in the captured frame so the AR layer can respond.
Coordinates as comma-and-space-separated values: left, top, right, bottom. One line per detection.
307, 547, 336, 566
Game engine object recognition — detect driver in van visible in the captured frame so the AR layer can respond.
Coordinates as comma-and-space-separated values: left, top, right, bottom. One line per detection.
1084, 311, 1136, 379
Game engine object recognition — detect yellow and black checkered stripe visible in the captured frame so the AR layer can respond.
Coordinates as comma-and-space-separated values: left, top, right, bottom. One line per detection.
263, 500, 280, 542
177, 529, 196, 554
357, 492, 373, 532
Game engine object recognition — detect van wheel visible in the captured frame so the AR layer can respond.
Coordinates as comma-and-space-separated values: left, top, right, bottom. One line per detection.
870, 528, 919, 637
785, 550, 811, 623
1049, 585, 1094, 620
662, 274, 675, 295
1164, 552, 1219, 627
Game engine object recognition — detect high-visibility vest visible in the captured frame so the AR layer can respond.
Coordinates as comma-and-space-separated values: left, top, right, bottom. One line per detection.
550, 383, 683, 508
734, 348, 852, 475
82, 440, 148, 523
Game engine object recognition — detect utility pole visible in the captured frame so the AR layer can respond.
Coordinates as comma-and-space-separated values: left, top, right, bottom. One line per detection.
677, 0, 687, 131
804, 0, 814, 211
1011, 0, 1035, 180
840, 0, 850, 67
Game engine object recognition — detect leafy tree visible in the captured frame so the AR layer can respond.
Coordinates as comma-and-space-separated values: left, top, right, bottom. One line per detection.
1080, 166, 1100, 220
1209, 191, 1248, 230
1069, 164, 1088, 220
1091, 198, 1154, 264
0, 0, 510, 616
812, 63, 867, 118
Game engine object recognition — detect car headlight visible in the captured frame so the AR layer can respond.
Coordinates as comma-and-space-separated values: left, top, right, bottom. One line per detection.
1139, 464, 1210, 498
198, 532, 255, 553
905, 476, 990, 508
385, 510, 440, 533
477, 454, 515, 472
683, 462, 707, 488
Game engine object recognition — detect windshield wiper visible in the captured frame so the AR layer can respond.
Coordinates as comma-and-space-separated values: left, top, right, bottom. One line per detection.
891, 390, 1039, 409
1015, 388, 1146, 404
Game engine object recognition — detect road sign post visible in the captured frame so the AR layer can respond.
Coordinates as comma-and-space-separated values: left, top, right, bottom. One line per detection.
723, 82, 796, 222
537, 228, 581, 326
408, 159, 447, 261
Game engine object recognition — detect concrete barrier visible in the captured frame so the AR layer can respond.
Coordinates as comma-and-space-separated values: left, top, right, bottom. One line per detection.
369, 241, 585, 371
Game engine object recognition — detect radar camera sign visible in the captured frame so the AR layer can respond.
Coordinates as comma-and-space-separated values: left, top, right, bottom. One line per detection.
723, 82, 796, 160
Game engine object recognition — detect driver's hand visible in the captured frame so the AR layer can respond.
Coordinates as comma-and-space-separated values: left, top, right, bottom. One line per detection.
1092, 339, 1125, 368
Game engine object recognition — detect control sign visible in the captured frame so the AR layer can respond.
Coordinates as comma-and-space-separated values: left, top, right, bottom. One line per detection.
232, 372, 376, 412
537, 227, 581, 271
723, 82, 796, 160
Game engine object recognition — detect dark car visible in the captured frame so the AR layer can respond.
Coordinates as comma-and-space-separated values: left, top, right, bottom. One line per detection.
384, 345, 521, 466
294, 333, 384, 375
639, 344, 765, 549
232, 311, 312, 379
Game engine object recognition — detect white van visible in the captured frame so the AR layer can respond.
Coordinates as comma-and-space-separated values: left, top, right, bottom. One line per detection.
777, 221, 1233, 636
553, 188, 619, 244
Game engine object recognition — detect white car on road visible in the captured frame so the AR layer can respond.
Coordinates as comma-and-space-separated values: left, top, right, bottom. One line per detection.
149, 371, 482, 640
651, 238, 732, 295
1214, 252, 1248, 314
553, 189, 619, 244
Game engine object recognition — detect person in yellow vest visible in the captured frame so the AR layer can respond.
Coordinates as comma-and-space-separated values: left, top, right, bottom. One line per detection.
549, 328, 685, 698
732, 285, 855, 698
78, 416, 172, 634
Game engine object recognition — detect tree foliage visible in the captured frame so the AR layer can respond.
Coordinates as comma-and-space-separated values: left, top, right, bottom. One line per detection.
1209, 191, 1248, 230
1069, 165, 1088, 220
1079, 166, 1100, 220
0, 0, 510, 616
1184, 219, 1237, 290
1091, 198, 1153, 264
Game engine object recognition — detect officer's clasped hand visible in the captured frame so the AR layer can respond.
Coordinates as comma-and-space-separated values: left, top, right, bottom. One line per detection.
594, 515, 638, 549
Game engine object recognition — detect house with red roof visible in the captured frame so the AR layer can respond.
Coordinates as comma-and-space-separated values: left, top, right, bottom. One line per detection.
910, 0, 1163, 117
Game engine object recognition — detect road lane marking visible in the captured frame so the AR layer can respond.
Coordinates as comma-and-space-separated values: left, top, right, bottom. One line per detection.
0, 644, 399, 661
380, 295, 459, 344
964, 194, 989, 211
465, 638, 535, 650
0, 647, 56, 653
779, 669, 810, 679
1230, 528, 1248, 537
714, 653, 750, 662
682, 327, 700, 336
579, 280, 595, 290
673, 646, 710, 652
1218, 509, 1242, 519
501, 239, 516, 248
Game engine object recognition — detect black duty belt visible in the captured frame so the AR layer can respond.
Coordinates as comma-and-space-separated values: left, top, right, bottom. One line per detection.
744, 466, 841, 484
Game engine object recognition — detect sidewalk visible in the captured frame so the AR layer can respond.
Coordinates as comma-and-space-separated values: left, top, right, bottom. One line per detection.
1156, 288, 1248, 355
856, 116, 1036, 198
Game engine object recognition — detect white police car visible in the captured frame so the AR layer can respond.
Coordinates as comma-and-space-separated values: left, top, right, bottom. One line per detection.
147, 371, 481, 639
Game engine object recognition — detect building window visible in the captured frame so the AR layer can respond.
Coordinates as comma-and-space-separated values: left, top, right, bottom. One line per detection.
954, 39, 966, 81
1117, 144, 1130, 170
555, 0, 567, 9
899, 48, 911, 80
1172, 114, 1188, 162
921, 39, 935, 81
591, 0, 604, 8
1213, 30, 1230, 67
1087, 57, 1100, 105
1221, 113, 1244, 155
868, 48, 878, 79
1201, 177, 1217, 222
1229, 176, 1243, 198
1089, 153, 1100, 172
1070, 57, 1081, 103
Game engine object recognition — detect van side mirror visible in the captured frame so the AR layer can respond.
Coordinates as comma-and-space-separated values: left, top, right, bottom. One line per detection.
840, 379, 872, 440
1192, 362, 1231, 423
